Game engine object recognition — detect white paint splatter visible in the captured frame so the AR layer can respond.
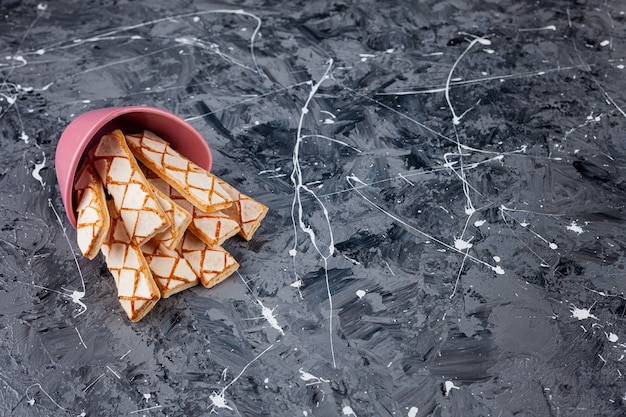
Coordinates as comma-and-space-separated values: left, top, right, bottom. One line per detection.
566, 221, 584, 234
71, 291, 87, 315
210, 345, 273, 411
299, 368, 330, 385
606, 332, 619, 343
356, 290, 366, 298
258, 300, 284, 335
454, 238, 473, 250
347, 175, 502, 275
342, 405, 357, 416
47, 199, 88, 317
571, 305, 597, 321
444, 380, 460, 396
32, 152, 46, 186
25, 383, 68, 412
474, 219, 486, 227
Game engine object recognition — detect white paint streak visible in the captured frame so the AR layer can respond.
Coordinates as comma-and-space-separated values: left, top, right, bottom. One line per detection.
347, 176, 503, 275
25, 383, 68, 412
299, 368, 330, 385
46, 199, 87, 316
32, 153, 46, 186
290, 59, 337, 368
130, 405, 161, 414
210, 344, 273, 411
75, 327, 87, 349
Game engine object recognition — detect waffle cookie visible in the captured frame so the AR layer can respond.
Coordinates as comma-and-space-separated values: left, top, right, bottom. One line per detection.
74, 162, 110, 259
177, 231, 239, 289
150, 185, 192, 251
73, 127, 268, 322
145, 170, 240, 247
141, 239, 198, 298
216, 177, 268, 241
125, 130, 233, 213
92, 129, 170, 246
100, 201, 161, 322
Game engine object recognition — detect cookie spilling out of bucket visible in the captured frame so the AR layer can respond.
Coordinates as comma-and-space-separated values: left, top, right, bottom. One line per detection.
74, 129, 268, 322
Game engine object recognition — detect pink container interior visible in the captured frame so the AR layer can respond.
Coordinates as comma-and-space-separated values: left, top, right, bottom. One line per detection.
55, 106, 212, 228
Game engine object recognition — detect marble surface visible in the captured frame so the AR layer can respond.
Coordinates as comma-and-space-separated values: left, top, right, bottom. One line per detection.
1, 0, 625, 416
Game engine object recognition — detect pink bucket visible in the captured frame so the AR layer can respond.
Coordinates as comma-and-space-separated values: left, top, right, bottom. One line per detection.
55, 106, 212, 228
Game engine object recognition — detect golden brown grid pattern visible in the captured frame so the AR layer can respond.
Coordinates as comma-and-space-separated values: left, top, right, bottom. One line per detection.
125, 130, 233, 213
74, 162, 110, 259
141, 239, 198, 298
216, 177, 269, 241
100, 201, 161, 322
177, 231, 239, 289
145, 171, 240, 247
150, 184, 192, 250
92, 130, 170, 247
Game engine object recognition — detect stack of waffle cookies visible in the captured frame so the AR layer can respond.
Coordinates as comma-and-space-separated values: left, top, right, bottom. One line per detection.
73, 129, 268, 322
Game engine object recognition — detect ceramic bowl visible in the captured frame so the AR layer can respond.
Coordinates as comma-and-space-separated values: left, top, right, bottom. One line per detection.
55, 106, 212, 228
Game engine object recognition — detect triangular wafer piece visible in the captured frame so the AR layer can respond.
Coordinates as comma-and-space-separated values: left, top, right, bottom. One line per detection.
74, 162, 110, 259
125, 130, 232, 213
178, 231, 239, 288
92, 130, 170, 247
145, 170, 240, 247
150, 185, 192, 250
216, 177, 268, 241
141, 239, 198, 298
100, 201, 160, 322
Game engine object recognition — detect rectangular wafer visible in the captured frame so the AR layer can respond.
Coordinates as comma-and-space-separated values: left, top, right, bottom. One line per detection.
125, 130, 233, 213
92, 129, 170, 247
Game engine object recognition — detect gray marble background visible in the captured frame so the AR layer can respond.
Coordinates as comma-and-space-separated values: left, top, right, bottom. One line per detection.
1, 0, 625, 416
